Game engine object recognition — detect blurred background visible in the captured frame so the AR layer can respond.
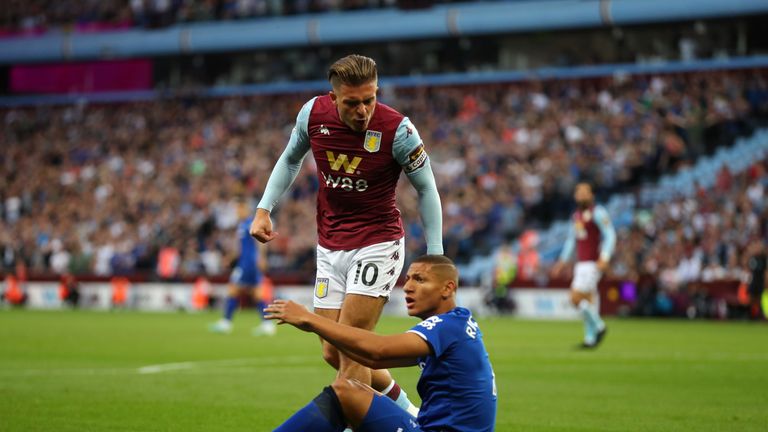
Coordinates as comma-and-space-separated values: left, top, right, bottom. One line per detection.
1, 0, 767, 320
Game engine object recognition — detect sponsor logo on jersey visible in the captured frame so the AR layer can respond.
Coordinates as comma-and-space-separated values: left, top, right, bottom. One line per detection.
319, 125, 330, 135
364, 130, 382, 153
326, 151, 362, 174
418, 315, 443, 330
404, 143, 428, 173
315, 278, 329, 298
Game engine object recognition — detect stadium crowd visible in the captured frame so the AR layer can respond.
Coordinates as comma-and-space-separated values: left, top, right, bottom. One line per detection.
612, 160, 768, 317
1, 69, 767, 282
0, 0, 471, 34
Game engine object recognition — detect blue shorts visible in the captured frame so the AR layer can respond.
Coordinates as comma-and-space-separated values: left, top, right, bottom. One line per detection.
358, 394, 422, 432
230, 266, 260, 287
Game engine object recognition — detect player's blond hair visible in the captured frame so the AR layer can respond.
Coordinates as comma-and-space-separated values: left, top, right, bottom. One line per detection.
328, 54, 378, 89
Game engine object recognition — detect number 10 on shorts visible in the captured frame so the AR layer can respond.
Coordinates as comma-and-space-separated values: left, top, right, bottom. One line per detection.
354, 262, 379, 287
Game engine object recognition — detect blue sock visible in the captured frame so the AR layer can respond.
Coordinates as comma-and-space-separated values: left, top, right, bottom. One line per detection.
257, 300, 268, 319
223, 297, 238, 321
274, 387, 346, 432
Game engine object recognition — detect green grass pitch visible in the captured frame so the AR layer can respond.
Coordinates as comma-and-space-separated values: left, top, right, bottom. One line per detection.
1, 309, 766, 431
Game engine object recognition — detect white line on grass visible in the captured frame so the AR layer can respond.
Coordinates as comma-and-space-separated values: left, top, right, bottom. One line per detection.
0, 356, 318, 378
137, 355, 315, 374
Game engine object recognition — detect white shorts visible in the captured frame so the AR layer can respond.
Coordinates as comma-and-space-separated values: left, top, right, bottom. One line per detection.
313, 238, 405, 309
571, 261, 602, 293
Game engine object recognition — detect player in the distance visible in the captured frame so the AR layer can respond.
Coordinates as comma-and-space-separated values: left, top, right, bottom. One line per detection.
250, 55, 442, 414
552, 182, 616, 348
265, 255, 497, 432
210, 200, 275, 336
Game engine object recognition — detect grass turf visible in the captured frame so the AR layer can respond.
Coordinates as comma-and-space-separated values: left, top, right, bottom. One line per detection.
0, 309, 766, 431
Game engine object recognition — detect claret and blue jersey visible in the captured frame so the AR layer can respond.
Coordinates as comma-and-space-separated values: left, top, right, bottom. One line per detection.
407, 307, 497, 432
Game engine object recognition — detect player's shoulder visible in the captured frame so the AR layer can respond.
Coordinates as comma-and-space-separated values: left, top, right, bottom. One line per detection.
415, 307, 473, 332
304, 94, 333, 121
592, 204, 610, 218
372, 100, 405, 130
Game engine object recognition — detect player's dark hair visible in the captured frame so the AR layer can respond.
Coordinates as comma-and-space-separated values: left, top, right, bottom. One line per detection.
412, 255, 459, 287
328, 54, 378, 89
413, 255, 455, 267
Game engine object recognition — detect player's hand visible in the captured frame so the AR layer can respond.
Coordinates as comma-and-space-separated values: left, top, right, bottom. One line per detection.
551, 261, 566, 279
596, 258, 610, 273
250, 208, 278, 243
264, 300, 312, 331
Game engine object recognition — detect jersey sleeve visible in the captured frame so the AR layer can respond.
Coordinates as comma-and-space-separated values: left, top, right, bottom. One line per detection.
393, 117, 444, 254
594, 205, 616, 262
392, 117, 428, 175
257, 98, 314, 211
559, 220, 576, 263
406, 315, 458, 358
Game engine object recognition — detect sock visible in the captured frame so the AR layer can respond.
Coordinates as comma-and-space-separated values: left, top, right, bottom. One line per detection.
382, 380, 400, 402
223, 297, 238, 321
274, 387, 346, 432
257, 300, 268, 319
578, 299, 596, 345
590, 303, 605, 332
383, 381, 418, 416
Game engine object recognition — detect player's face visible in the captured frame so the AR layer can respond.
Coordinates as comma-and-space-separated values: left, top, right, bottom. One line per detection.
330, 81, 377, 132
403, 263, 451, 319
574, 184, 594, 208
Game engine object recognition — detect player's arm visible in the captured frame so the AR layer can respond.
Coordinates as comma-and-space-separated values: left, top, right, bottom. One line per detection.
552, 222, 576, 278
594, 206, 616, 271
394, 118, 444, 255
265, 300, 429, 369
251, 98, 315, 242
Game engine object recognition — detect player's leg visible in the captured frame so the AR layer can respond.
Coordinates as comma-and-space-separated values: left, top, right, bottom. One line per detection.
333, 378, 421, 432
252, 283, 276, 336
209, 271, 242, 333
571, 289, 596, 346
315, 308, 342, 369
339, 239, 419, 414
272, 378, 420, 432
335, 293, 387, 384
314, 309, 398, 400
571, 262, 606, 347
338, 294, 418, 415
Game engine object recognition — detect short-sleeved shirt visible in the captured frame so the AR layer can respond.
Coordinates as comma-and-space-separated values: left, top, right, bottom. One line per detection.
407, 307, 497, 432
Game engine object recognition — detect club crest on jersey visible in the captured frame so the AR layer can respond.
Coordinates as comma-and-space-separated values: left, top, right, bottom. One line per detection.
315, 278, 329, 299
364, 130, 382, 153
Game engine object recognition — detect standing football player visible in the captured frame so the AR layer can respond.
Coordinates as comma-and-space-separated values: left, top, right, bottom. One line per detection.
210, 200, 275, 336
250, 55, 442, 415
553, 182, 616, 348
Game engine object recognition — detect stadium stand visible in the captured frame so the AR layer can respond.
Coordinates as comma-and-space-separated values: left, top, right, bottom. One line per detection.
0, 0, 475, 35
2, 68, 766, 284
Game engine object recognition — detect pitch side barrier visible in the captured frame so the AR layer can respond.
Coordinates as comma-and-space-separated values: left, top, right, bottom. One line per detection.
5, 279, 744, 319
2, 55, 768, 108
0, 0, 766, 64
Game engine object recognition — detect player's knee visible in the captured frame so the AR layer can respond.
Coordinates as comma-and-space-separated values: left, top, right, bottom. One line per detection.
321, 344, 341, 370
570, 292, 580, 306
331, 377, 363, 407
227, 285, 240, 297
330, 377, 351, 402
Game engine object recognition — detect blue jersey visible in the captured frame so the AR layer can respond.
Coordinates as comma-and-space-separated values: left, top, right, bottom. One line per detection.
407, 307, 497, 432
231, 219, 261, 286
